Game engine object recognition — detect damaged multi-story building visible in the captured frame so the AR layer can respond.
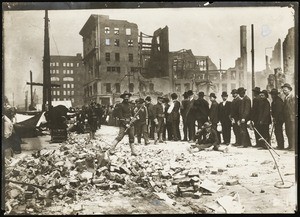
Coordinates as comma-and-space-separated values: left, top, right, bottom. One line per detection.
80, 15, 248, 105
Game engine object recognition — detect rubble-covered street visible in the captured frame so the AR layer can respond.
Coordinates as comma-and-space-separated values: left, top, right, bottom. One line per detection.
4, 125, 296, 214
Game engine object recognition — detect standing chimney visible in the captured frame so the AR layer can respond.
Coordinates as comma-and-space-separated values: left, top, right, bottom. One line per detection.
240, 26, 247, 86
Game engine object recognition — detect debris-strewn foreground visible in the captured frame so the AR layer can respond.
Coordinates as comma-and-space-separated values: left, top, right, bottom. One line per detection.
4, 126, 296, 214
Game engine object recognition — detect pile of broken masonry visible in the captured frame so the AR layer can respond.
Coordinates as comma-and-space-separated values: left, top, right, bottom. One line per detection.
5, 133, 243, 214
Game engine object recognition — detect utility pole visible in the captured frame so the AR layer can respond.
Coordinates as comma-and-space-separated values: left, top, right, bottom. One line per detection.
43, 10, 51, 111
30, 70, 33, 107
205, 57, 210, 95
251, 24, 255, 99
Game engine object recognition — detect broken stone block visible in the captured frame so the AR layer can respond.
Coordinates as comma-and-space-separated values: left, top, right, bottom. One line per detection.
149, 180, 156, 188
226, 179, 239, 186
166, 185, 178, 195
131, 167, 139, 176
69, 178, 80, 187
165, 180, 172, 187
178, 186, 194, 193
92, 176, 106, 184
173, 173, 186, 180
211, 170, 218, 175
191, 177, 200, 182
109, 165, 120, 173
251, 173, 258, 177
188, 169, 200, 177
96, 166, 108, 176
172, 177, 192, 186
79, 171, 93, 181
12, 169, 21, 177
218, 168, 227, 172
193, 192, 202, 199
120, 166, 132, 175
95, 183, 110, 190
181, 192, 194, 198
160, 171, 171, 179
110, 183, 122, 190
44, 199, 52, 207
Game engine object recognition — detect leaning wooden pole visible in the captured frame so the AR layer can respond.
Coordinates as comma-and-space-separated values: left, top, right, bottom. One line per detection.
251, 24, 255, 99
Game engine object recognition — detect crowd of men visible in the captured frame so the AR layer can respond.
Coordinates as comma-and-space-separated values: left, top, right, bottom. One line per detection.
105, 83, 295, 156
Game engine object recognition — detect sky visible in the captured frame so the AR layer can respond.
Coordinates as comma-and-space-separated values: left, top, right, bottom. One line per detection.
3, 6, 295, 106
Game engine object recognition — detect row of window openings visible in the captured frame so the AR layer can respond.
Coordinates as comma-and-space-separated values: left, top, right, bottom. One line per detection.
51, 77, 74, 82
105, 53, 133, 62
104, 27, 131, 36
50, 62, 80, 67
174, 83, 236, 92
105, 39, 133, 47
50, 69, 74, 74
53, 98, 75, 102
174, 72, 237, 80
52, 90, 75, 95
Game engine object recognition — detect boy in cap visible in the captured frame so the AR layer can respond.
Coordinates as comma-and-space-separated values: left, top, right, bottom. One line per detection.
190, 122, 228, 153
281, 83, 295, 150
109, 91, 137, 156
134, 98, 150, 145
270, 88, 285, 150
218, 91, 232, 145
237, 87, 252, 147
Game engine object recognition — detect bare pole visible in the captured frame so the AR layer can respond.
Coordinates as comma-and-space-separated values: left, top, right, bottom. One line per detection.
251, 24, 255, 99
30, 70, 33, 107
43, 10, 51, 111
206, 57, 209, 95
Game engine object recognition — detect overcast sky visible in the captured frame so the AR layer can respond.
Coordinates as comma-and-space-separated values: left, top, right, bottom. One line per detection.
3, 6, 295, 105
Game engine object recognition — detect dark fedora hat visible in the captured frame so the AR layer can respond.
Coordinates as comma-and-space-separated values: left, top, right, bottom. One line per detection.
281, 83, 292, 91
237, 87, 246, 93
270, 88, 279, 95
231, 89, 238, 94
145, 96, 151, 102
209, 93, 217, 98
120, 91, 132, 99
136, 98, 145, 104
198, 91, 205, 97
157, 96, 164, 100
171, 93, 178, 99
260, 90, 269, 98
187, 90, 194, 96
202, 122, 212, 129
221, 91, 228, 97
252, 87, 261, 93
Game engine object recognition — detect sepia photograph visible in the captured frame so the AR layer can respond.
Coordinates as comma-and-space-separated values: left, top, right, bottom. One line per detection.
2, 2, 298, 214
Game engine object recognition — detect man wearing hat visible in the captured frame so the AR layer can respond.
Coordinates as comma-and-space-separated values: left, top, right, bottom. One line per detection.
194, 91, 209, 131
180, 92, 189, 141
190, 122, 228, 153
209, 93, 221, 142
134, 98, 150, 145
145, 96, 155, 139
185, 90, 196, 142
237, 87, 252, 147
230, 89, 241, 146
281, 83, 295, 150
153, 96, 165, 144
218, 91, 232, 145
168, 93, 181, 141
255, 90, 272, 149
250, 87, 262, 147
109, 91, 137, 156
270, 88, 285, 150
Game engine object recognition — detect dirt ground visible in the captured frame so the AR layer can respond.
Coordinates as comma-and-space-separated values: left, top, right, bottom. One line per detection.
6, 125, 297, 214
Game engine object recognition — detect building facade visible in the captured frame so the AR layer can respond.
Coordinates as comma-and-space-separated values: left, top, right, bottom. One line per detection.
50, 53, 84, 108
79, 15, 140, 105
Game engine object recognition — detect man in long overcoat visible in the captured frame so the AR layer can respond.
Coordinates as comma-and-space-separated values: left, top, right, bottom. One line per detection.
218, 91, 232, 145
230, 89, 241, 146
194, 91, 209, 130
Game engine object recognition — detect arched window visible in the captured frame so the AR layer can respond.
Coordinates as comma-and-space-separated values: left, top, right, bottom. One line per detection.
63, 77, 74, 81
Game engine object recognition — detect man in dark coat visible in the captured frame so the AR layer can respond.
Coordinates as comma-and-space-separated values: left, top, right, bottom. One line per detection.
281, 83, 295, 151
109, 91, 137, 156
237, 87, 252, 147
134, 98, 150, 145
145, 96, 155, 139
250, 87, 261, 147
185, 90, 196, 142
181, 92, 189, 141
218, 91, 232, 145
163, 97, 172, 141
87, 101, 98, 140
256, 90, 272, 149
153, 96, 165, 144
270, 88, 285, 150
194, 91, 209, 130
230, 89, 241, 146
168, 93, 181, 141
209, 93, 220, 142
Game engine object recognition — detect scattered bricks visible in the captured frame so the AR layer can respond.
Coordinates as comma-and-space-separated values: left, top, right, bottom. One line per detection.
165, 180, 172, 187
218, 168, 227, 172
9, 189, 22, 199
131, 167, 139, 176
193, 192, 202, 199
65, 197, 74, 204
226, 179, 239, 186
174, 177, 192, 186
78, 153, 88, 159
55, 161, 65, 167
120, 166, 132, 175
191, 177, 200, 182
110, 183, 122, 190
66, 189, 77, 198
109, 165, 120, 173
85, 157, 95, 169
95, 183, 110, 190
24, 190, 35, 199
115, 173, 125, 184
181, 192, 194, 198
160, 171, 171, 179
109, 173, 116, 181
69, 178, 80, 187
92, 176, 106, 184
12, 169, 21, 177
211, 170, 218, 175
44, 199, 52, 207
79, 171, 93, 181
173, 174, 186, 180
166, 185, 178, 195
73, 204, 83, 212
188, 169, 200, 177
50, 170, 61, 179
178, 186, 194, 193
251, 173, 258, 177
70, 171, 78, 177
149, 180, 156, 188
96, 166, 108, 176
